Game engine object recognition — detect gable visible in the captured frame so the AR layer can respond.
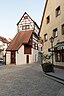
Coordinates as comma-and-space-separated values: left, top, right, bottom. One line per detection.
17, 12, 39, 33
17, 12, 34, 32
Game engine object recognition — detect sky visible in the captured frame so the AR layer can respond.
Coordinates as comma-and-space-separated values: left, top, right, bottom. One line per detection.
0, 0, 46, 39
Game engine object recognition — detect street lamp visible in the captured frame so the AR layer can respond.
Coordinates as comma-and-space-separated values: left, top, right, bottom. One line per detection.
49, 36, 54, 65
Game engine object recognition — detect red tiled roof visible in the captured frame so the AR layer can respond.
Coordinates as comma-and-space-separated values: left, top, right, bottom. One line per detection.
0, 36, 8, 44
6, 30, 33, 51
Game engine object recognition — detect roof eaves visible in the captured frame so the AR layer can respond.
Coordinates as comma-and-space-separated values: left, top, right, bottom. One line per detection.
16, 30, 33, 50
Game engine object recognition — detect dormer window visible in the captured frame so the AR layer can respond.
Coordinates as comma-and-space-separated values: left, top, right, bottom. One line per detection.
22, 25, 30, 30
56, 6, 60, 17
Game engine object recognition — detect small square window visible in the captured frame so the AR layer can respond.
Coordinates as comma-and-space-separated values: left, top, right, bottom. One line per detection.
22, 25, 26, 30
25, 25, 30, 29
24, 16, 28, 19
44, 34, 48, 42
46, 16, 50, 24
62, 24, 64, 35
56, 6, 60, 17
53, 28, 58, 38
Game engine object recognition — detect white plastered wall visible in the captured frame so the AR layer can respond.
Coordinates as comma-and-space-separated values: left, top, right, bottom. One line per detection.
6, 51, 11, 64
16, 45, 26, 65
16, 46, 38, 65
6, 46, 38, 65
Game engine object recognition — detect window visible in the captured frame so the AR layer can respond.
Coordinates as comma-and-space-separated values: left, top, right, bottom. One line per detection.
35, 43, 37, 49
32, 42, 38, 50
24, 45, 31, 54
46, 16, 50, 24
44, 34, 48, 42
24, 16, 28, 19
25, 25, 30, 29
22, 25, 30, 30
62, 24, 64, 35
62, 53, 64, 62
22, 25, 26, 30
55, 52, 64, 62
34, 43, 37, 50
55, 52, 61, 62
53, 28, 58, 38
56, 6, 60, 17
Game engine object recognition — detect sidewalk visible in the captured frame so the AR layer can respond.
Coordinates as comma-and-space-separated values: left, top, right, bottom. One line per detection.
45, 67, 64, 85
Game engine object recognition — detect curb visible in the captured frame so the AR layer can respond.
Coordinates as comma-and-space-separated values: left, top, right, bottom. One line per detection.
45, 73, 64, 85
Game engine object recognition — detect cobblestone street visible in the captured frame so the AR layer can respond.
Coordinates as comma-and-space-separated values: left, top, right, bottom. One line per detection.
0, 63, 64, 96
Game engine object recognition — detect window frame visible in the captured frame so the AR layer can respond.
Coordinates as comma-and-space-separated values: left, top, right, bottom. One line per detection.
44, 34, 48, 42
62, 53, 64, 62
62, 24, 64, 35
22, 25, 30, 30
56, 6, 61, 17
55, 52, 64, 62
46, 16, 50, 24
53, 28, 58, 38
55, 52, 61, 62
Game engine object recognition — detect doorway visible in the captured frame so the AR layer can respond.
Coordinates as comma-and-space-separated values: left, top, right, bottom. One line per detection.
11, 51, 16, 64
26, 55, 29, 63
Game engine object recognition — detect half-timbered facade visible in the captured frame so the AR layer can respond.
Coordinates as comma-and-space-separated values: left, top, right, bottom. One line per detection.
6, 12, 40, 65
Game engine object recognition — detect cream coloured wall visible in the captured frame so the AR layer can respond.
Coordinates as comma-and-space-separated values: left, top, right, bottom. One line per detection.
16, 46, 38, 65
40, 0, 64, 65
6, 45, 38, 65
40, 0, 64, 52
16, 45, 26, 65
6, 51, 11, 64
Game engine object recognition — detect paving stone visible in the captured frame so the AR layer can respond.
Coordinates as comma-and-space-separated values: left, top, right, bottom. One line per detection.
0, 63, 63, 96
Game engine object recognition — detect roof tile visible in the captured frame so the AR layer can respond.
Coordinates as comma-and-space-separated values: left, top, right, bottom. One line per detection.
0, 36, 8, 44
6, 30, 33, 51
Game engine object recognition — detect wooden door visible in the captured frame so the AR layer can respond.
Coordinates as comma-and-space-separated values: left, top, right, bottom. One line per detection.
26, 55, 29, 63
11, 51, 16, 64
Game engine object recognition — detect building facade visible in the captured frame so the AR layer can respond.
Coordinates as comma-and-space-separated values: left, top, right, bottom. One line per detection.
40, 0, 64, 67
0, 36, 8, 62
6, 12, 40, 65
